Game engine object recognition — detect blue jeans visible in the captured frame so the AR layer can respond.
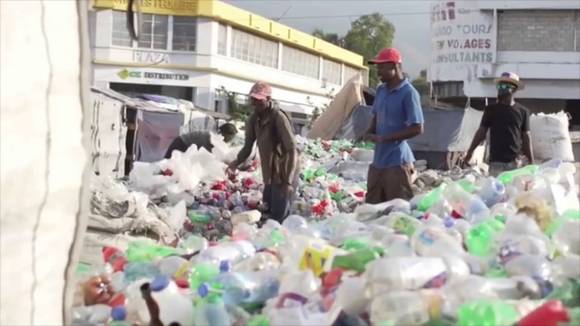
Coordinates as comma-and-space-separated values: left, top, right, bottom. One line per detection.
262, 183, 293, 223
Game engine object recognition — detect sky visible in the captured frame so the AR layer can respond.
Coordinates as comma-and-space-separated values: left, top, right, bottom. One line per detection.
226, 0, 433, 78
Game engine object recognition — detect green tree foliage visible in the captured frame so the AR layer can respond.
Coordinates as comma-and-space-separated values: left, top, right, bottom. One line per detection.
412, 69, 429, 96
312, 28, 342, 46
312, 13, 395, 87
217, 86, 253, 122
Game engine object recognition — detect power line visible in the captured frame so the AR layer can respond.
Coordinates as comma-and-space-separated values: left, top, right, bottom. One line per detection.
274, 11, 433, 20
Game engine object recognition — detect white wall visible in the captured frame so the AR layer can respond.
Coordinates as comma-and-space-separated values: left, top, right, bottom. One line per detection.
1, 0, 89, 324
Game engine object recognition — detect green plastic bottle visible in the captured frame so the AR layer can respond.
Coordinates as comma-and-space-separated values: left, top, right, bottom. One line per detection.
248, 314, 270, 326
561, 307, 580, 326
497, 164, 539, 185
302, 168, 315, 182
125, 241, 179, 262
390, 214, 421, 237
341, 237, 373, 252
188, 211, 212, 224
330, 190, 347, 202
457, 178, 476, 193
547, 279, 580, 308
189, 262, 220, 292
418, 184, 447, 212
331, 247, 383, 273
466, 218, 505, 257
457, 300, 519, 326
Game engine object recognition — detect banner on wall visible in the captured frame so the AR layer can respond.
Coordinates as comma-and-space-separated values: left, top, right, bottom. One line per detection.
430, 1, 496, 82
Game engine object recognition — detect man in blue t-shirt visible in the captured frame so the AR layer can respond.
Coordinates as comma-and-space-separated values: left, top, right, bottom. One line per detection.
364, 48, 424, 203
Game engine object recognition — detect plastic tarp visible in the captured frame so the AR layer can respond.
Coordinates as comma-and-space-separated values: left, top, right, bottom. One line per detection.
336, 104, 374, 140
307, 75, 364, 140
1, 0, 89, 324
135, 110, 184, 162
409, 107, 483, 152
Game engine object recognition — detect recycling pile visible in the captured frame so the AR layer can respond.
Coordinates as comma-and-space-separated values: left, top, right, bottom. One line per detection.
78, 134, 580, 326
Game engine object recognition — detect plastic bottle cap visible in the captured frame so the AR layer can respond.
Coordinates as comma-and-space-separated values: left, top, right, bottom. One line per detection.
219, 261, 231, 273
111, 305, 127, 321
150, 275, 170, 292
198, 283, 210, 297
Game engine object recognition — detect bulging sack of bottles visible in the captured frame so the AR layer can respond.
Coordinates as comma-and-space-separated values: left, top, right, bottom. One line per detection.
530, 111, 574, 162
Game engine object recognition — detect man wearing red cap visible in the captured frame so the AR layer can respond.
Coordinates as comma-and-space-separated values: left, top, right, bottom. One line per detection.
364, 47, 424, 203
228, 81, 299, 222
463, 72, 534, 175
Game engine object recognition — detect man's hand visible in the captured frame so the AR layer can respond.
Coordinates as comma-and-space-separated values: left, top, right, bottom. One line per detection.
365, 134, 384, 143
461, 152, 473, 168
226, 161, 238, 175
281, 184, 294, 197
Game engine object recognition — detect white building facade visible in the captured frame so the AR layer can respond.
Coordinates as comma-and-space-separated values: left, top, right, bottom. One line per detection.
429, 0, 580, 120
88, 0, 366, 128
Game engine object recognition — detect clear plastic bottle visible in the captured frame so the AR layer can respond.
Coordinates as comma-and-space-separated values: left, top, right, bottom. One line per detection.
149, 275, 194, 326
71, 304, 112, 325
478, 177, 506, 207
443, 183, 490, 224
370, 290, 442, 326
278, 269, 321, 297
233, 251, 281, 272
411, 226, 465, 257
197, 240, 256, 265
194, 296, 232, 326
157, 256, 190, 279
364, 257, 448, 297
178, 234, 209, 254
553, 219, 580, 255
199, 271, 280, 306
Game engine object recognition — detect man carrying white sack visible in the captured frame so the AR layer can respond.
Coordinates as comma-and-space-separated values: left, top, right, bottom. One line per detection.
463, 72, 534, 176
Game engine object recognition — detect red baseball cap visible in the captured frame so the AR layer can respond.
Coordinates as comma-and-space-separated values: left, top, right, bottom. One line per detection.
368, 48, 402, 65
249, 81, 272, 100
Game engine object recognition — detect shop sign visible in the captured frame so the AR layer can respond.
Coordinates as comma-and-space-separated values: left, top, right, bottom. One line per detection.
430, 1, 496, 81
117, 69, 189, 81
132, 51, 170, 64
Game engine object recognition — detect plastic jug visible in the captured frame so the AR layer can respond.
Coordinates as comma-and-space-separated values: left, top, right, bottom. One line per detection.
149, 275, 194, 326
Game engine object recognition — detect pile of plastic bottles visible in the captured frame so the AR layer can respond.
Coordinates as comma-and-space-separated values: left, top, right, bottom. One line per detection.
75, 159, 579, 326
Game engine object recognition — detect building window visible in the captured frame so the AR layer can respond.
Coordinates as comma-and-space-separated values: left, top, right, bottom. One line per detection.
498, 10, 577, 52
282, 45, 319, 79
231, 28, 278, 68
323, 59, 342, 85
344, 65, 362, 83
112, 11, 132, 47
218, 23, 227, 55
137, 14, 168, 50
172, 16, 196, 51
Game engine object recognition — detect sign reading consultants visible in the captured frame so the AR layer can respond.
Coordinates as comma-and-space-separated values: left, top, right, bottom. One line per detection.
430, 1, 496, 81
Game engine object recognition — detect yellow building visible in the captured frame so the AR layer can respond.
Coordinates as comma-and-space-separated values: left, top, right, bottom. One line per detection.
90, 0, 367, 130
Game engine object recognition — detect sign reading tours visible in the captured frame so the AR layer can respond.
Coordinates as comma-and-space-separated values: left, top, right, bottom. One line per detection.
430, 1, 496, 81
